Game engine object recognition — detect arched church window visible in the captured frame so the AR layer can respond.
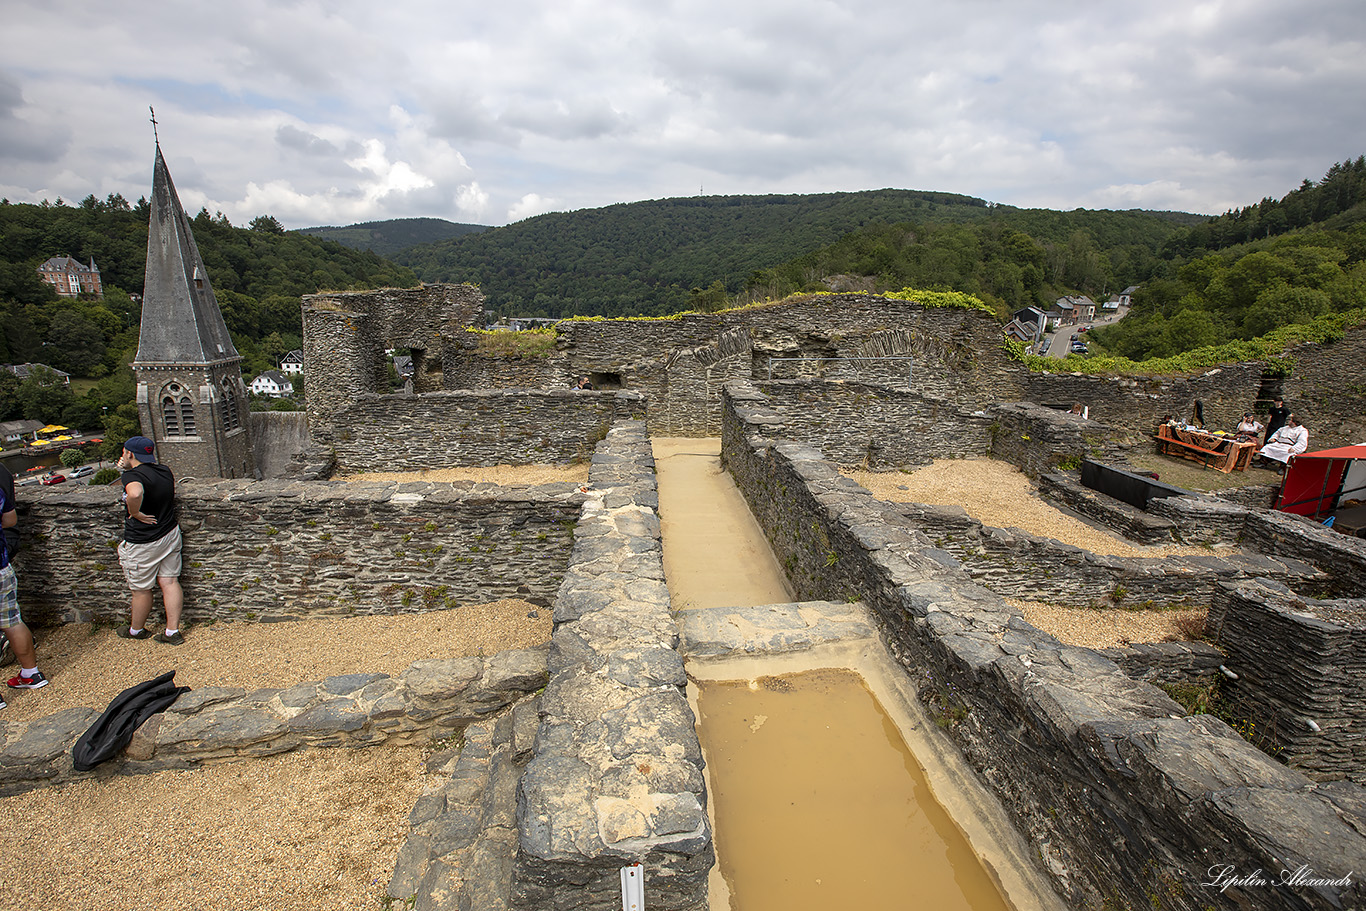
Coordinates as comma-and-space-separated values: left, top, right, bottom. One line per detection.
162, 395, 180, 436
180, 397, 196, 435
220, 379, 241, 431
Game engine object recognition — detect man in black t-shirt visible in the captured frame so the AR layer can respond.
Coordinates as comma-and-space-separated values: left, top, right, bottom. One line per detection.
115, 436, 185, 645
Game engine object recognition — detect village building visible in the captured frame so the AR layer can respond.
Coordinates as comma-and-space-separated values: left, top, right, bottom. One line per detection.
279, 349, 304, 375
37, 255, 103, 298
248, 369, 294, 397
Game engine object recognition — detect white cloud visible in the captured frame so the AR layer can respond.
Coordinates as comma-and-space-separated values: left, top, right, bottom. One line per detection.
0, 0, 1362, 227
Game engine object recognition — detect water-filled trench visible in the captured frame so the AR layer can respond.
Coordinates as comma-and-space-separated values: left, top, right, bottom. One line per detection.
652, 438, 1060, 911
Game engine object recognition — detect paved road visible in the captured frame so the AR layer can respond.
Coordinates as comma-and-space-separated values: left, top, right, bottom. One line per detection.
1043, 306, 1130, 358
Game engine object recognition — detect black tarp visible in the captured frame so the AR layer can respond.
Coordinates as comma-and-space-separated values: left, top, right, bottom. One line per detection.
72, 670, 190, 771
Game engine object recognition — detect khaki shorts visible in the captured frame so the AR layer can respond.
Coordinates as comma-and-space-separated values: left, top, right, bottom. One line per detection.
118, 526, 183, 591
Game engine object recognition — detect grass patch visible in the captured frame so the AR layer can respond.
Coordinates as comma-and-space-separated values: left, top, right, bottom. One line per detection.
469, 327, 558, 358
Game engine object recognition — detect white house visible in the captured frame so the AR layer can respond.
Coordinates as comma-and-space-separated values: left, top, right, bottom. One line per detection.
279, 349, 304, 375
249, 370, 294, 397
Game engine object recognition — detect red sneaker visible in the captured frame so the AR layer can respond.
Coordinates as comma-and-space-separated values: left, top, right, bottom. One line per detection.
7, 670, 48, 689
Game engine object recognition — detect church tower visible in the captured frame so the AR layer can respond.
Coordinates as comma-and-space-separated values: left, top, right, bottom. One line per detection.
132, 141, 255, 479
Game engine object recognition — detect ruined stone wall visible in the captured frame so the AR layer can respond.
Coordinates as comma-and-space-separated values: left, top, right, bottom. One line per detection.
719, 380, 1366, 911
441, 295, 1023, 436
893, 500, 1330, 608
1282, 324, 1366, 448
755, 381, 993, 468
512, 421, 713, 911
304, 284, 485, 439
318, 389, 644, 473
13, 479, 583, 627
1022, 363, 1267, 443
1208, 584, 1366, 782
987, 400, 1129, 478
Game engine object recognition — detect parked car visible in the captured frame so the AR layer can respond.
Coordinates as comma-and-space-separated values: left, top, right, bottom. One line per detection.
40, 473, 67, 485
69, 465, 96, 479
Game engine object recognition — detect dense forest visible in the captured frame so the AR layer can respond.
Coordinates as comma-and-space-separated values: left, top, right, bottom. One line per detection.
2, 158, 1362, 442
392, 189, 1200, 318
1085, 158, 1366, 360
0, 194, 416, 440
296, 217, 488, 258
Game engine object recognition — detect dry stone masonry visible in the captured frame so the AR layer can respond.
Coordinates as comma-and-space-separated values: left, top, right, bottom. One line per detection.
13, 478, 584, 627
511, 420, 713, 911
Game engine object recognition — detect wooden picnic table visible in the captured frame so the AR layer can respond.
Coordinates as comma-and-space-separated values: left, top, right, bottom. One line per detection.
1155, 424, 1258, 473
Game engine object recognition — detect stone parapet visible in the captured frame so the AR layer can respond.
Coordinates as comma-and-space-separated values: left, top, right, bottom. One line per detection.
13, 478, 584, 627
511, 420, 713, 911
755, 380, 993, 468
720, 380, 1366, 911
0, 650, 547, 797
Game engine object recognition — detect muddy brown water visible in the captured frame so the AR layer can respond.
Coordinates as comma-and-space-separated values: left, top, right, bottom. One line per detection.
697, 669, 1011, 911
653, 438, 1030, 911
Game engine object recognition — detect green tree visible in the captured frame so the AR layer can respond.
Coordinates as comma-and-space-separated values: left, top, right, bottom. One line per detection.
60, 447, 88, 469
45, 309, 107, 376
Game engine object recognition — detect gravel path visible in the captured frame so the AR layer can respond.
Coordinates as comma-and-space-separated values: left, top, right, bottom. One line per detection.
0, 600, 550, 911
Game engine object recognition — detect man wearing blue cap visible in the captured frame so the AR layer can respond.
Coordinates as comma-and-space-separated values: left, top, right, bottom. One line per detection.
115, 436, 185, 645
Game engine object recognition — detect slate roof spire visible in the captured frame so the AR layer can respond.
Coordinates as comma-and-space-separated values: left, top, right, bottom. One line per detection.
133, 142, 240, 367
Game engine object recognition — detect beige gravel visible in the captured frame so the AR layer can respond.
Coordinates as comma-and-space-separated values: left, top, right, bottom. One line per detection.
1009, 600, 1206, 650
844, 459, 1223, 559
845, 458, 1214, 647
0, 599, 550, 911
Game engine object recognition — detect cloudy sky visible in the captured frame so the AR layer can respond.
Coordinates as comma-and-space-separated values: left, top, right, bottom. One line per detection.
3, 0, 1363, 229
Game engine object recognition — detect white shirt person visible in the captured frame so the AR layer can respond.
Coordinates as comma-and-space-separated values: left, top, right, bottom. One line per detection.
1258, 416, 1309, 465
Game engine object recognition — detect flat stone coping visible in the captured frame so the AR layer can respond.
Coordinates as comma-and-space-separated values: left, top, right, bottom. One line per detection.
678, 600, 877, 658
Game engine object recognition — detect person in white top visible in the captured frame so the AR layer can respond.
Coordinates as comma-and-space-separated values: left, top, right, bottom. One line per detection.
1258, 415, 1309, 467
1235, 413, 1264, 442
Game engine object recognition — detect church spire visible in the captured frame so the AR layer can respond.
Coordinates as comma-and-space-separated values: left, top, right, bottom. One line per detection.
133, 142, 240, 367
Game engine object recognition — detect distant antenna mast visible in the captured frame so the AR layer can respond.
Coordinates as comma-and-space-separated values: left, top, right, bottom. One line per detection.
150, 105, 159, 144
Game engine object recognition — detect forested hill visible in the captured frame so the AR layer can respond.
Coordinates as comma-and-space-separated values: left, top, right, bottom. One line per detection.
392, 189, 1203, 318
296, 217, 488, 258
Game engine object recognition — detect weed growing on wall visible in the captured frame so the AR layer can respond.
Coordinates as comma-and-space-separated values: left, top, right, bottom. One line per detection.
469, 327, 558, 358
1158, 679, 1284, 760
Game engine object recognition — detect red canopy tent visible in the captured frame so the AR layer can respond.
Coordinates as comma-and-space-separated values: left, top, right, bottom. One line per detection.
1274, 443, 1366, 519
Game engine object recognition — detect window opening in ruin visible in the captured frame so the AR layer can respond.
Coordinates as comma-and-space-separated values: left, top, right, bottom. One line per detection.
589, 371, 621, 389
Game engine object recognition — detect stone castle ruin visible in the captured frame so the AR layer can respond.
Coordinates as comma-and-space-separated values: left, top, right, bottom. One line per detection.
6, 285, 1366, 910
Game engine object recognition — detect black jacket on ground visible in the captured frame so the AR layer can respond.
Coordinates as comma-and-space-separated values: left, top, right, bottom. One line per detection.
72, 670, 190, 771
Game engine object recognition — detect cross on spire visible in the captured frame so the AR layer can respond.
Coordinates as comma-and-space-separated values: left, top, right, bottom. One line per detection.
150, 106, 159, 144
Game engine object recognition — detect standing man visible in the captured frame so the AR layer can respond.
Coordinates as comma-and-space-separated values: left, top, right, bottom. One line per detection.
2, 463, 48, 704
1264, 397, 1290, 444
116, 436, 185, 645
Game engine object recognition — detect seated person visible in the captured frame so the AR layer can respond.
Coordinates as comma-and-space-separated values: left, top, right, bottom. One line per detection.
1257, 415, 1308, 468
572, 376, 594, 390
1235, 412, 1263, 442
